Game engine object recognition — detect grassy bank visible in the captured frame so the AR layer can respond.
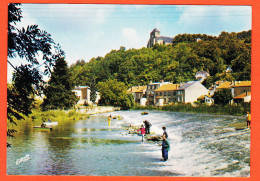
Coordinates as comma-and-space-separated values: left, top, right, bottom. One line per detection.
7, 109, 88, 135
132, 103, 250, 116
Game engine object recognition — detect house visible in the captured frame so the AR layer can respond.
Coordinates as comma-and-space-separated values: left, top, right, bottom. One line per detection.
146, 80, 171, 105
197, 95, 214, 105
231, 81, 251, 98
226, 66, 232, 73
154, 84, 180, 106
216, 81, 232, 90
208, 81, 233, 96
72, 86, 100, 105
147, 28, 174, 48
176, 81, 208, 103
205, 95, 214, 105
233, 91, 251, 104
127, 85, 147, 105
195, 70, 210, 83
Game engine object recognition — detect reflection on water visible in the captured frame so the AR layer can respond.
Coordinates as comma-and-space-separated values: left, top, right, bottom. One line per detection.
7, 110, 250, 176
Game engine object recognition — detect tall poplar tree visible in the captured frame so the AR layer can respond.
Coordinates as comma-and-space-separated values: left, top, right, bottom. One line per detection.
42, 58, 78, 110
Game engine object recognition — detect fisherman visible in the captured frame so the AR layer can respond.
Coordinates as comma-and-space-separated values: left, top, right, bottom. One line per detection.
162, 126, 168, 138
143, 120, 152, 134
107, 114, 112, 127
246, 111, 251, 128
138, 125, 146, 142
160, 135, 170, 161
41, 121, 46, 128
48, 119, 52, 123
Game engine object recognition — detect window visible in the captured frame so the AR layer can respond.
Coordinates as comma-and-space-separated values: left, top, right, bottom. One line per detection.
164, 92, 167, 96
160, 92, 162, 96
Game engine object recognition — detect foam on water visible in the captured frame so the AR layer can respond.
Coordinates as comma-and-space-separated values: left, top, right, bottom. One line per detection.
116, 110, 250, 177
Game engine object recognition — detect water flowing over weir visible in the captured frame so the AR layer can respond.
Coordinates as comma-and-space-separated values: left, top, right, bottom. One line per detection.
7, 110, 250, 177
112, 110, 250, 177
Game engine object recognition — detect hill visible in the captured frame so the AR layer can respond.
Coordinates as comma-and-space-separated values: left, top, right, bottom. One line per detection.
69, 30, 251, 88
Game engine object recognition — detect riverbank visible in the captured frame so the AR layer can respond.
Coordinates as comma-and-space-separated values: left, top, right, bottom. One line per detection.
7, 109, 87, 135
8, 106, 120, 133
132, 103, 250, 116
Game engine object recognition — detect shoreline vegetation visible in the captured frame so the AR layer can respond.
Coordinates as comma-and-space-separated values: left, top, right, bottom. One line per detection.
132, 103, 250, 116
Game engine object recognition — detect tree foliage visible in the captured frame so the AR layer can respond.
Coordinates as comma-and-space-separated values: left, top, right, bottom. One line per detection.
97, 79, 134, 109
213, 89, 233, 105
69, 30, 251, 89
42, 58, 78, 110
7, 3, 64, 146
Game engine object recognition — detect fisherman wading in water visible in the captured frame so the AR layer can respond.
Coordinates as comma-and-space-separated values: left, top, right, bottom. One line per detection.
246, 111, 251, 129
160, 135, 170, 161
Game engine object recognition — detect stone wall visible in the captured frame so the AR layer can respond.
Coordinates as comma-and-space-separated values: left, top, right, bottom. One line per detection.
77, 106, 120, 115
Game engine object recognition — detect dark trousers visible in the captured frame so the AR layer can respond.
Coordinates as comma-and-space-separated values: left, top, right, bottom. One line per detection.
146, 127, 150, 134
162, 148, 168, 161
247, 121, 251, 128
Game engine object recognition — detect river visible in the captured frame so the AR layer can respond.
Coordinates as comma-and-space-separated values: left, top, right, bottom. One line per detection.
7, 110, 250, 177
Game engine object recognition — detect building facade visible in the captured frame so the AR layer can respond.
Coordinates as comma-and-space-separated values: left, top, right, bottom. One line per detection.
72, 86, 100, 105
176, 81, 208, 103
154, 84, 180, 106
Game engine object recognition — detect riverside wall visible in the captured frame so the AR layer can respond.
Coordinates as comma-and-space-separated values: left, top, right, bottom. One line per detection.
77, 106, 120, 115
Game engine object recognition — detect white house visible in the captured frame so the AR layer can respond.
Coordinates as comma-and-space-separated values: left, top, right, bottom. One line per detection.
233, 91, 251, 104
72, 86, 100, 105
195, 70, 210, 83
176, 81, 208, 103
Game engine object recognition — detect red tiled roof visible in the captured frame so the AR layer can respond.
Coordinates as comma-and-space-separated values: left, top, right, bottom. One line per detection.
234, 92, 251, 99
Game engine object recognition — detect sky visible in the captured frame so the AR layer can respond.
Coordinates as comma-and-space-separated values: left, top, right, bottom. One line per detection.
7, 4, 252, 82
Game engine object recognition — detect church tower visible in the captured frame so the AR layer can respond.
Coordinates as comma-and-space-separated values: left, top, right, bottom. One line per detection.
147, 28, 160, 48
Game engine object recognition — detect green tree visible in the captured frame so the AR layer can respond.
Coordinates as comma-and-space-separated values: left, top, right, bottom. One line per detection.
7, 3, 63, 147
97, 79, 134, 109
42, 58, 78, 110
90, 76, 97, 103
213, 89, 233, 105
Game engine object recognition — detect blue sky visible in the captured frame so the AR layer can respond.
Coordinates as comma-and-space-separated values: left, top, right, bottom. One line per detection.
8, 4, 251, 81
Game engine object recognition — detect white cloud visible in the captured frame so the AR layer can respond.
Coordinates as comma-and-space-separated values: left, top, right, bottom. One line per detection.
121, 28, 142, 48
176, 5, 251, 35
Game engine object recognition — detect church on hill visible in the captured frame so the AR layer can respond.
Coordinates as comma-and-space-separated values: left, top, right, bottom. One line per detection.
147, 28, 174, 48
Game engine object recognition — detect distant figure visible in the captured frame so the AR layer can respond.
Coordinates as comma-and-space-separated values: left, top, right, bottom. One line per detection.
143, 120, 152, 134
48, 119, 52, 123
41, 121, 46, 128
107, 115, 112, 127
138, 125, 146, 142
162, 126, 168, 138
161, 135, 170, 161
246, 111, 251, 128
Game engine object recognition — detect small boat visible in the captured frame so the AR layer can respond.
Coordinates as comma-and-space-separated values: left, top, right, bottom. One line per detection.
141, 112, 148, 115
33, 126, 53, 131
44, 122, 58, 126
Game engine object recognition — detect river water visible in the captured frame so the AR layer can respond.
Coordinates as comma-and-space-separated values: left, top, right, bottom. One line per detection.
7, 110, 250, 177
